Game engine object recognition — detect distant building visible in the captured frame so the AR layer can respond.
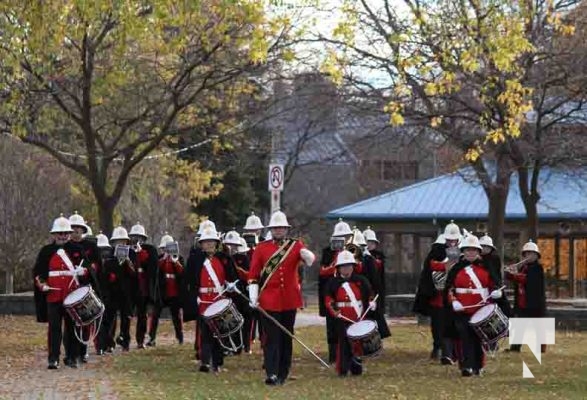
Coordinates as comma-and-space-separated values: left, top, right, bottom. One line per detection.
327, 165, 587, 299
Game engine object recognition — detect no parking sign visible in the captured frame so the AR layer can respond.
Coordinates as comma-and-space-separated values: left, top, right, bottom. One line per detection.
268, 164, 284, 192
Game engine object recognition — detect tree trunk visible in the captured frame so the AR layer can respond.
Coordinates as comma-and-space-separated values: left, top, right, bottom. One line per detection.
5, 269, 14, 294
517, 165, 541, 242
97, 198, 116, 236
485, 156, 513, 256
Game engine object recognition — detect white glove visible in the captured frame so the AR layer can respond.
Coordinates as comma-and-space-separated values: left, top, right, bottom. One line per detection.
300, 248, 315, 266
248, 283, 259, 308
225, 281, 238, 293
490, 289, 502, 299
363, 249, 371, 256
369, 301, 377, 311
196, 296, 202, 306
452, 300, 464, 312
41, 284, 50, 292
74, 266, 86, 276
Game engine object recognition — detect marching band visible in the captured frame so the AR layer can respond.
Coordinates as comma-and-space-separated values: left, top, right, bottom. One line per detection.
33, 212, 546, 383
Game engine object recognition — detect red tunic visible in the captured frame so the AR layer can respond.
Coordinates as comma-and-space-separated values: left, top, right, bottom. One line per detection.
159, 257, 183, 298
506, 266, 528, 309
451, 263, 494, 315
198, 256, 227, 315
45, 251, 83, 303
249, 239, 305, 312
137, 249, 151, 296
324, 281, 365, 322
320, 249, 339, 278
429, 260, 446, 308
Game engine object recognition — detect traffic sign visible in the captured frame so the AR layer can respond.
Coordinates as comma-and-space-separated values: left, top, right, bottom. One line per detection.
268, 164, 284, 191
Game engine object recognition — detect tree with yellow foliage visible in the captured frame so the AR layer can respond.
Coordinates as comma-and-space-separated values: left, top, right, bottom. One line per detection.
0, 1, 293, 234
318, 0, 580, 251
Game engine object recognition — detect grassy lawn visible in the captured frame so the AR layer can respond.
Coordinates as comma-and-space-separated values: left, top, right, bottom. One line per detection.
109, 321, 587, 400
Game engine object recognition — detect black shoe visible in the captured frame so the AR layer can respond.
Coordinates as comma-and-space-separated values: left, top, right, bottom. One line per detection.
81, 354, 89, 363
199, 364, 210, 373
441, 356, 455, 365
116, 336, 124, 347
105, 347, 114, 354
461, 368, 473, 377
146, 340, 156, 347
474, 368, 484, 376
265, 375, 280, 386
63, 358, 72, 367
137, 343, 146, 349
68, 359, 79, 369
48, 361, 59, 370
97, 350, 105, 356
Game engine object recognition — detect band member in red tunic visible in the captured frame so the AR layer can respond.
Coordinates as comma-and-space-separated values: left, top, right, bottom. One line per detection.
324, 250, 374, 376
319, 219, 353, 364
248, 211, 315, 385
128, 222, 159, 349
184, 225, 239, 372
444, 235, 502, 377
506, 240, 547, 352
68, 211, 101, 362
414, 221, 463, 364
222, 230, 253, 354
148, 233, 184, 345
242, 212, 265, 344
98, 226, 136, 352
34, 215, 88, 369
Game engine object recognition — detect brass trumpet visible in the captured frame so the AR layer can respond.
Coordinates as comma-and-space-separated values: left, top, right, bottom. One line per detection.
504, 257, 531, 274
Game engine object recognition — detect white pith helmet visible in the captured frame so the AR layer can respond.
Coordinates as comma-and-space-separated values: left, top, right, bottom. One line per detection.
479, 234, 495, 249
129, 222, 148, 238
223, 230, 242, 246
459, 234, 482, 251
522, 240, 540, 255
335, 250, 357, 267
434, 234, 446, 245
243, 212, 264, 230
96, 232, 111, 248
363, 226, 378, 243
51, 214, 73, 234
443, 220, 461, 240
198, 226, 220, 242
237, 237, 250, 253
197, 220, 217, 235
159, 233, 174, 248
111, 226, 130, 241
267, 210, 290, 228
332, 218, 353, 237
68, 211, 89, 233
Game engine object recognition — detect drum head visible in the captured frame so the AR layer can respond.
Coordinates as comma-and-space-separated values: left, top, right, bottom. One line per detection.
347, 320, 377, 338
203, 298, 231, 317
63, 286, 90, 306
470, 304, 496, 324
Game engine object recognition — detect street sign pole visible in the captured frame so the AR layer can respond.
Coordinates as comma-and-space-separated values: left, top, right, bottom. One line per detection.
268, 163, 284, 214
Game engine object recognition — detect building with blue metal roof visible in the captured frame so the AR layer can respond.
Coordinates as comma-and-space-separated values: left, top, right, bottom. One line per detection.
326, 166, 587, 299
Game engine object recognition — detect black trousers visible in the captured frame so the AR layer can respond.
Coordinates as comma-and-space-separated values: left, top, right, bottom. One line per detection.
326, 315, 337, 363
430, 307, 454, 358
99, 297, 131, 350
336, 320, 362, 376
47, 302, 78, 363
135, 296, 149, 345
150, 298, 183, 342
261, 309, 296, 380
199, 316, 223, 368
454, 313, 483, 371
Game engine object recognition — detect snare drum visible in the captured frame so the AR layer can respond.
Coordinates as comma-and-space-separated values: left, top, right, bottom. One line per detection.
469, 304, 508, 344
63, 286, 104, 326
346, 320, 382, 359
202, 299, 244, 338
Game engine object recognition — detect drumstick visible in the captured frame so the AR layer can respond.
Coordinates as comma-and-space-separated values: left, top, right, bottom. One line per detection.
359, 294, 379, 322
233, 287, 331, 369
337, 314, 356, 324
